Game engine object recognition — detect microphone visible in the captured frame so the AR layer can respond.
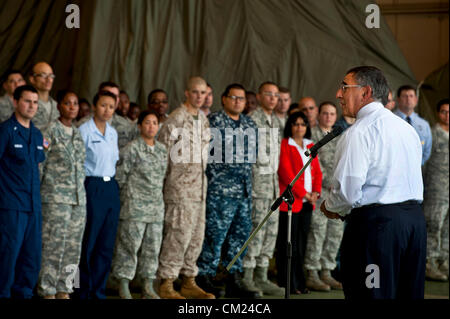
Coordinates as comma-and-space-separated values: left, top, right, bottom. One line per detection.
305, 126, 344, 157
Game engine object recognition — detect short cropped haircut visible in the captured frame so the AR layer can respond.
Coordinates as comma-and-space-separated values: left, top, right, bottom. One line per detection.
318, 101, 337, 113
283, 111, 311, 139
79, 98, 90, 106
437, 98, 449, 112
397, 85, 416, 98
221, 83, 246, 105
186, 76, 206, 91
147, 89, 168, 105
137, 109, 159, 125
93, 90, 117, 106
98, 81, 119, 92
258, 81, 278, 93
346, 66, 389, 105
56, 89, 78, 104
13, 85, 38, 101
279, 86, 290, 94
2, 70, 23, 83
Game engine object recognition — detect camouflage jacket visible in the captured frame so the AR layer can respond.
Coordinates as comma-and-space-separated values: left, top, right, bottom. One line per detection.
34, 97, 59, 132
206, 110, 258, 198
424, 124, 449, 200
116, 136, 168, 222
249, 107, 281, 199
40, 119, 86, 205
310, 126, 339, 190
158, 103, 210, 203
0, 95, 14, 123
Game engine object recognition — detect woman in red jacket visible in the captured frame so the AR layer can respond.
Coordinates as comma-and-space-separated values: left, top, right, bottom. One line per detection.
275, 111, 322, 294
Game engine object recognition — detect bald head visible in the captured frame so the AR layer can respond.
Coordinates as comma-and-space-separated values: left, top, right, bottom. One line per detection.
29, 62, 55, 95
298, 97, 318, 127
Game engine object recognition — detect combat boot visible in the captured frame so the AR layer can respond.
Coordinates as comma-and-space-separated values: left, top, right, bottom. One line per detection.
159, 278, 186, 299
225, 272, 262, 299
142, 278, 160, 299
439, 259, 449, 277
306, 270, 331, 292
254, 266, 284, 296
118, 278, 132, 299
180, 276, 215, 299
320, 269, 343, 290
55, 292, 70, 299
196, 275, 225, 298
426, 258, 448, 281
241, 268, 263, 296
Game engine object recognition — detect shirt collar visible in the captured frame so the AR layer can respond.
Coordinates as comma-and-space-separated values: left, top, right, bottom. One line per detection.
89, 117, 112, 138
356, 101, 384, 120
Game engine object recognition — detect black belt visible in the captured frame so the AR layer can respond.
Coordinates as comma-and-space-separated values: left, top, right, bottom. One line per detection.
341, 200, 421, 221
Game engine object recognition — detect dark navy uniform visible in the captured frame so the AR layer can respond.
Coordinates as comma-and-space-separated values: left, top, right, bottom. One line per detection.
197, 110, 257, 275
0, 114, 45, 298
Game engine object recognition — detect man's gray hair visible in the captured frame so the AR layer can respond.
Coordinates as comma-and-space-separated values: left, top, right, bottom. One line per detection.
346, 66, 389, 105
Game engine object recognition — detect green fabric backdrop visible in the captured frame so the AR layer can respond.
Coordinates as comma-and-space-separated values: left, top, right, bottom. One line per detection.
1, 0, 443, 115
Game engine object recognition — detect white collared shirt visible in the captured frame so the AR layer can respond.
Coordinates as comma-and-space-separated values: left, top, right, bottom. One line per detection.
325, 102, 423, 216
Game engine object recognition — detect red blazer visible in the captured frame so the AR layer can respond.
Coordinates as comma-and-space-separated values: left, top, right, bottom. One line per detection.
277, 138, 322, 213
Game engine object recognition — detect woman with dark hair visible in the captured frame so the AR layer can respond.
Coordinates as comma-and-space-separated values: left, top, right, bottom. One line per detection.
275, 111, 322, 294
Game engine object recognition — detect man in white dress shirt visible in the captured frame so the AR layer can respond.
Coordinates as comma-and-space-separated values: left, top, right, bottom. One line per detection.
320, 66, 426, 299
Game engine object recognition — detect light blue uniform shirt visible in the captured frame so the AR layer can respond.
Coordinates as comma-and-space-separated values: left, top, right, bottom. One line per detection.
326, 102, 424, 217
79, 118, 119, 177
394, 109, 432, 165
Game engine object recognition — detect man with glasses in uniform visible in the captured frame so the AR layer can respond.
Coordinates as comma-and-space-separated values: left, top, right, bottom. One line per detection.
29, 62, 59, 131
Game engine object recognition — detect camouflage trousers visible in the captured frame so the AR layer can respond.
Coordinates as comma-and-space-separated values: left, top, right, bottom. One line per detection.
424, 198, 449, 260
38, 203, 86, 296
111, 220, 163, 281
157, 201, 206, 279
242, 197, 279, 269
197, 195, 252, 275
304, 192, 344, 271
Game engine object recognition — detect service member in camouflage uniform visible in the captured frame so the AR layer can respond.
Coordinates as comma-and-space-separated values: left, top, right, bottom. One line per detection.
28, 62, 59, 131
0, 70, 26, 123
37, 90, 86, 299
242, 81, 284, 296
304, 101, 344, 291
196, 83, 260, 298
111, 110, 168, 299
156, 76, 214, 299
423, 98, 449, 281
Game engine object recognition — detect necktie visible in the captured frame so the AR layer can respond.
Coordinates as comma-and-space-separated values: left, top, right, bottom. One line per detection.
406, 116, 412, 125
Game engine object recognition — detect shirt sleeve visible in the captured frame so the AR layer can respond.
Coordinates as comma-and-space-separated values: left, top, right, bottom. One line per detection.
422, 121, 432, 165
0, 124, 8, 160
325, 129, 371, 215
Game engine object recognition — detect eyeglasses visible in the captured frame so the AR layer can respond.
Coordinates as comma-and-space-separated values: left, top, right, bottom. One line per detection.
341, 84, 361, 92
301, 106, 316, 111
227, 95, 246, 102
33, 73, 56, 80
439, 110, 449, 115
292, 122, 308, 127
262, 92, 280, 98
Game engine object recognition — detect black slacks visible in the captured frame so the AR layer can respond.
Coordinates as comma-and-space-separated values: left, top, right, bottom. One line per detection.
341, 202, 427, 299
276, 202, 312, 293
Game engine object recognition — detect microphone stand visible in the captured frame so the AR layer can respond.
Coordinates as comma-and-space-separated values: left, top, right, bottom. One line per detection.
227, 152, 318, 299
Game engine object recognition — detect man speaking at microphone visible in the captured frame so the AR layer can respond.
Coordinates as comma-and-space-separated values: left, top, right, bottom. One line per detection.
320, 66, 426, 299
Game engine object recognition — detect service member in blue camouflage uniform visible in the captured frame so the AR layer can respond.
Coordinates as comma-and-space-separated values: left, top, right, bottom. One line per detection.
196, 84, 260, 298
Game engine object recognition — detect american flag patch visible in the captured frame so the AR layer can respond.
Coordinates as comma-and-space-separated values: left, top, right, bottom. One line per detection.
43, 138, 50, 149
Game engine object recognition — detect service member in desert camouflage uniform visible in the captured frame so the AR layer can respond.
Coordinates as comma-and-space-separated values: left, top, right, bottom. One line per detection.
111, 110, 168, 299
304, 101, 344, 292
424, 98, 449, 281
37, 90, 86, 299
156, 76, 214, 299
242, 81, 284, 296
